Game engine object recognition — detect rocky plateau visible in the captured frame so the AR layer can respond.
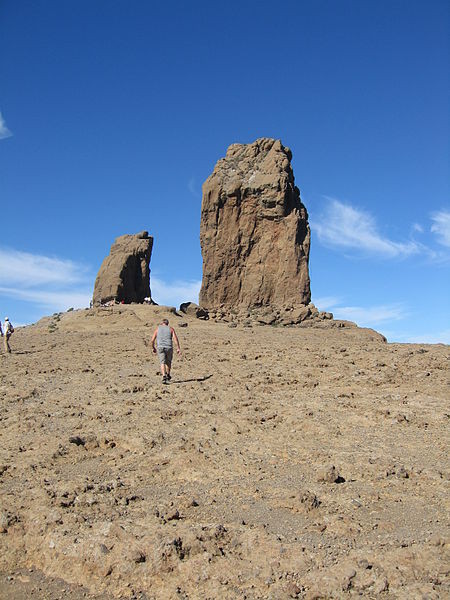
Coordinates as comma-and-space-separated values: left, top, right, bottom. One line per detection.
0, 305, 448, 599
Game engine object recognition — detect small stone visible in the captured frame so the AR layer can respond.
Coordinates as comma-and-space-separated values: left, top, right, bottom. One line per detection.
285, 581, 303, 597
69, 436, 85, 446
342, 567, 356, 590
166, 508, 180, 521
300, 491, 321, 511
357, 558, 371, 569
130, 549, 146, 564
317, 465, 345, 483
372, 577, 389, 593
0, 511, 8, 533
396, 413, 409, 423
99, 565, 113, 577
99, 543, 110, 554
429, 534, 444, 546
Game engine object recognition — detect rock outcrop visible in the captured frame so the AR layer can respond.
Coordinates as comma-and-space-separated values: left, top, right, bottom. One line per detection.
199, 138, 311, 315
92, 231, 153, 305
179, 302, 209, 320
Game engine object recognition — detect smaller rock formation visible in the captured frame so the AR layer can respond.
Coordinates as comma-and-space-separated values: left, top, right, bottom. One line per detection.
93, 231, 153, 306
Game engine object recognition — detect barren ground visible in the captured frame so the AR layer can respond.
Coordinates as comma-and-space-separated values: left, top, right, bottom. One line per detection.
0, 305, 448, 599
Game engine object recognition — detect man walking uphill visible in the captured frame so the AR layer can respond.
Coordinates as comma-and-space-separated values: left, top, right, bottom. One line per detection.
151, 319, 181, 384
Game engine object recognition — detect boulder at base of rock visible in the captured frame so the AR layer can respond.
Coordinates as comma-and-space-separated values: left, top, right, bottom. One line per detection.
179, 302, 209, 320
199, 138, 311, 312
93, 231, 153, 306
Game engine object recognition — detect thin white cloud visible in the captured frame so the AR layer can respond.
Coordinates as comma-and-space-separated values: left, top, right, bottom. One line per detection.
151, 276, 201, 308
395, 329, 450, 345
331, 303, 406, 326
0, 248, 88, 287
0, 247, 92, 314
0, 111, 12, 139
431, 210, 450, 248
311, 198, 421, 258
0, 286, 91, 311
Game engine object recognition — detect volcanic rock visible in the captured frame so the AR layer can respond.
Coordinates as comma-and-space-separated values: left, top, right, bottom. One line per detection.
199, 138, 311, 312
92, 231, 153, 305
179, 302, 209, 320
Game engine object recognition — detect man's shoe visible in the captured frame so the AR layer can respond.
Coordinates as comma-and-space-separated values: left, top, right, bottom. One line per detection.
166, 374, 171, 381
162, 376, 168, 384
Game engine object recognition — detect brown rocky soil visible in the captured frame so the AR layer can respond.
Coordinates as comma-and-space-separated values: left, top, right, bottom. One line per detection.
0, 305, 448, 599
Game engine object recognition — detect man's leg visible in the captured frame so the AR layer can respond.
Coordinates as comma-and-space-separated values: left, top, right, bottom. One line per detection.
4, 335, 10, 354
157, 348, 167, 379
166, 349, 173, 379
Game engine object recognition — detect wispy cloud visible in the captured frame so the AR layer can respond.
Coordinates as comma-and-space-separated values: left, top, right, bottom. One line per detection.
431, 210, 450, 248
311, 198, 421, 258
0, 286, 91, 311
394, 328, 450, 345
0, 247, 91, 313
188, 177, 200, 198
331, 303, 407, 326
313, 295, 407, 327
313, 296, 342, 311
0, 111, 12, 139
151, 276, 201, 308
0, 248, 88, 287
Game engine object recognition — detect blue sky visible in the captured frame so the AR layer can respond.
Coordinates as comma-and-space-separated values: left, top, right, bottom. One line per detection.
0, 0, 449, 343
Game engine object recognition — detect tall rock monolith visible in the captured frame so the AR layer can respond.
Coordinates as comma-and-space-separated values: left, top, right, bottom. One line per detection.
199, 138, 311, 314
93, 231, 153, 305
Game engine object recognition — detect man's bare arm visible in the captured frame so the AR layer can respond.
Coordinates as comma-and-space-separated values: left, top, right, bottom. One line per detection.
151, 328, 158, 353
171, 328, 181, 354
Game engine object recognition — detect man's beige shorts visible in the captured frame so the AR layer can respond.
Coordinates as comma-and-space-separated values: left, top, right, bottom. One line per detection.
157, 347, 173, 365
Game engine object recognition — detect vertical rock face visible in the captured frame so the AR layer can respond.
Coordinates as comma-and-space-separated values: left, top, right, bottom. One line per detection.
93, 231, 153, 305
199, 138, 311, 311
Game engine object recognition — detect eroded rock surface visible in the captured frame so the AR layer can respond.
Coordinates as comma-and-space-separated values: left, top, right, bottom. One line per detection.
93, 231, 153, 305
199, 138, 311, 312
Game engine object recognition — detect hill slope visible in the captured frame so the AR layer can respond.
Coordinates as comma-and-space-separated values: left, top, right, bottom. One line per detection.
0, 306, 448, 599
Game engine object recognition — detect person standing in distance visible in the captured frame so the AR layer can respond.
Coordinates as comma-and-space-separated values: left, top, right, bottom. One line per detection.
2, 317, 14, 354
151, 318, 181, 383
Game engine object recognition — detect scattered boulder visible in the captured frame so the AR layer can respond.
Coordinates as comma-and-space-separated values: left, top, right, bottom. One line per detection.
318, 465, 345, 484
68, 435, 85, 447
199, 138, 311, 312
179, 302, 209, 320
93, 231, 153, 306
